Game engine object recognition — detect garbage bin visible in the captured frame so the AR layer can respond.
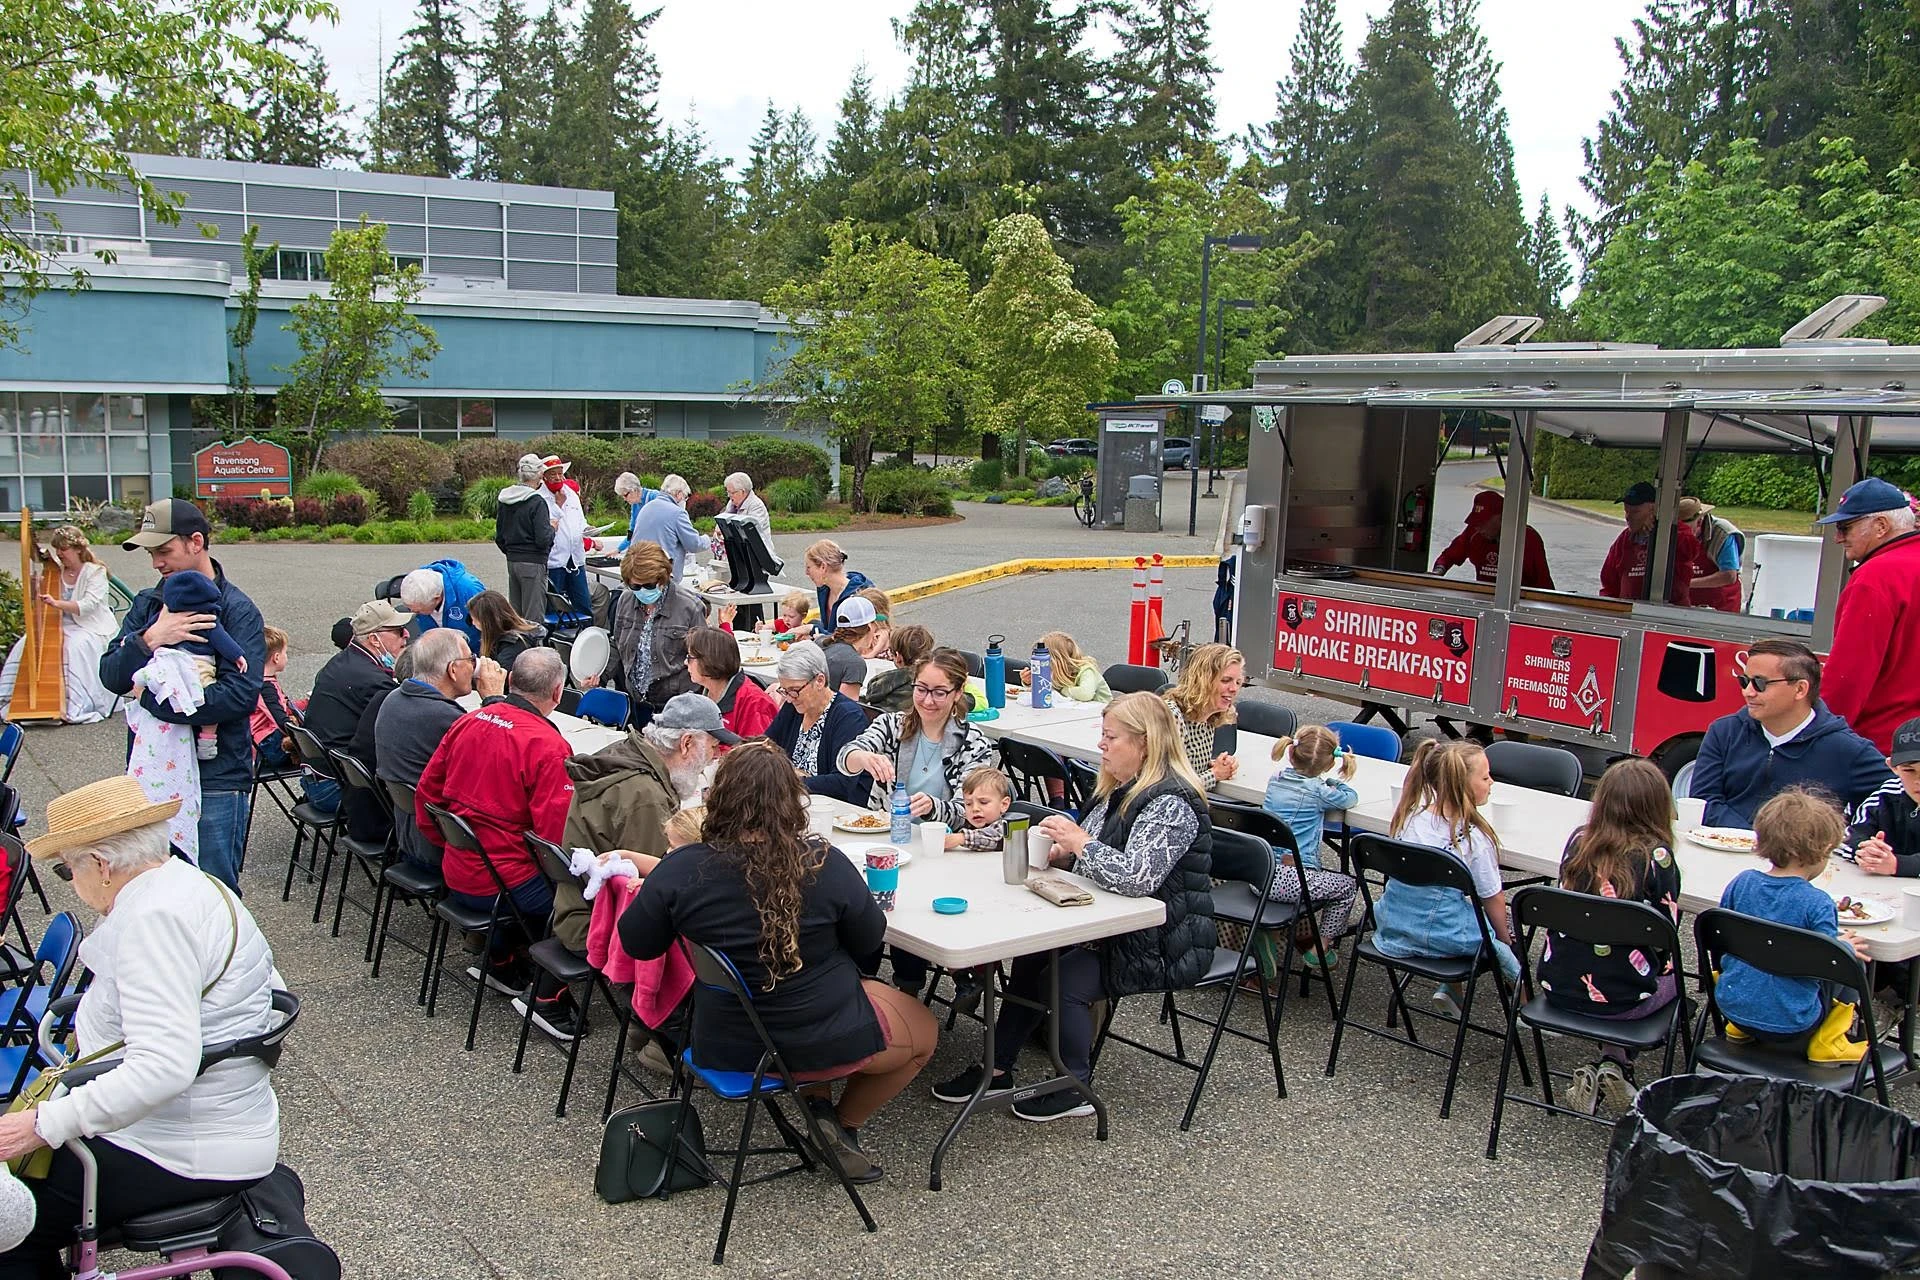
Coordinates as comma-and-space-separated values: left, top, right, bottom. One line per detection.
1584, 1074, 1920, 1280
1123, 474, 1160, 532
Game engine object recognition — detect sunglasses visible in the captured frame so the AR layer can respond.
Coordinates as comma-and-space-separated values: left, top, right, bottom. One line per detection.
1736, 674, 1800, 692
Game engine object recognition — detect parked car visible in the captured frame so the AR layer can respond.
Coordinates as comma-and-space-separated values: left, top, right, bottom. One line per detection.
1045, 438, 1098, 457
1163, 437, 1193, 469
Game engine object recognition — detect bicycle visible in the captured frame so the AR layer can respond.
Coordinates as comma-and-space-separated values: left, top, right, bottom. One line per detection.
1070, 474, 1096, 528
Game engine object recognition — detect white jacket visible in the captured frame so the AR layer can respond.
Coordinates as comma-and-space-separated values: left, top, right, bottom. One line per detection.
35, 859, 281, 1181
66, 562, 117, 641
544, 484, 588, 570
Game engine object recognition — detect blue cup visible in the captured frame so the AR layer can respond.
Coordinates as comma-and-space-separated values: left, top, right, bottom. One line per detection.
864, 865, 900, 894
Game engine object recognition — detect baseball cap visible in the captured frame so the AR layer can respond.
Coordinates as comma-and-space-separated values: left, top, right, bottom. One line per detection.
1621, 482, 1658, 506
1676, 497, 1714, 521
122, 499, 213, 551
653, 692, 741, 745
1468, 490, 1503, 521
1816, 476, 1910, 525
836, 596, 878, 629
350, 600, 413, 636
1892, 717, 1920, 767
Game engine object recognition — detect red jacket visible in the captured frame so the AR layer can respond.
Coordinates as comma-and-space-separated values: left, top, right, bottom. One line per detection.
1824, 530, 1920, 754
415, 696, 575, 897
1432, 524, 1556, 589
719, 673, 778, 743
1600, 524, 1700, 605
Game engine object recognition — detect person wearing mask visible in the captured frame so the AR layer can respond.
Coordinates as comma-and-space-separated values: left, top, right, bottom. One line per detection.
300, 600, 411, 815
414, 648, 582, 1040
1818, 477, 1920, 754
628, 474, 708, 580
613, 472, 660, 550
1431, 490, 1555, 589
1600, 482, 1701, 606
600, 542, 704, 725
1677, 497, 1745, 613
374, 627, 505, 872
722, 472, 774, 560
494, 454, 555, 627
541, 455, 592, 623
100, 500, 265, 892
1689, 638, 1890, 828
398, 560, 488, 649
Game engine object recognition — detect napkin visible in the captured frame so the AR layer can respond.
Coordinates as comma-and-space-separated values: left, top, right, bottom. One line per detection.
1027, 873, 1093, 907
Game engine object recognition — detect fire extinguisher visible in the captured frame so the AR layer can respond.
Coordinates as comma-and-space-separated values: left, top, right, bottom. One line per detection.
1399, 484, 1431, 554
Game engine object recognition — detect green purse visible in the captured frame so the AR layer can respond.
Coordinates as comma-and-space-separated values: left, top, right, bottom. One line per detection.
8, 875, 239, 1179
594, 1098, 711, 1203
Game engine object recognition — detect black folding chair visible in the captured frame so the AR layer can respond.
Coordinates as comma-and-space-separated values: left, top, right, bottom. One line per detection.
1689, 907, 1905, 1104
997, 739, 1085, 813
1486, 886, 1692, 1158
1326, 832, 1528, 1119
1232, 698, 1297, 740
326, 751, 396, 952
422, 803, 548, 1052
1090, 827, 1291, 1130
1208, 800, 1350, 1020
369, 778, 445, 1004
670, 941, 877, 1264
1485, 740, 1583, 797
243, 746, 305, 873
281, 726, 344, 919
1103, 662, 1172, 694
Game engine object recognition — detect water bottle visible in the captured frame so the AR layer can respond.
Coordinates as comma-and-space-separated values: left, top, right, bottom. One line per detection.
890, 779, 912, 846
984, 634, 1007, 709
1029, 642, 1052, 709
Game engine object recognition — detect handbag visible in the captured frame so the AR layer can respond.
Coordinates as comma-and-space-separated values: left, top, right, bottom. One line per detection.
7, 875, 239, 1179
211, 1163, 342, 1280
595, 1098, 711, 1203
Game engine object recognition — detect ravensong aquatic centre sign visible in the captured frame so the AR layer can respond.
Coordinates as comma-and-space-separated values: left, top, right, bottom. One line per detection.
194, 437, 293, 498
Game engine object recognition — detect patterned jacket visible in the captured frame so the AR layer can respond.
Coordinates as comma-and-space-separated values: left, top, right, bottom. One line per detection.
834, 710, 997, 828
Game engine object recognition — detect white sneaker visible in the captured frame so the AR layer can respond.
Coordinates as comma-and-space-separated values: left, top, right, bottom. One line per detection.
1564, 1063, 1599, 1115
1430, 984, 1462, 1018
467, 964, 520, 997
1595, 1060, 1636, 1113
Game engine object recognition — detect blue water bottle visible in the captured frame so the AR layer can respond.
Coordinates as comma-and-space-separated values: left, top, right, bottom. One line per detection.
1029, 641, 1052, 709
890, 779, 912, 845
984, 634, 1007, 709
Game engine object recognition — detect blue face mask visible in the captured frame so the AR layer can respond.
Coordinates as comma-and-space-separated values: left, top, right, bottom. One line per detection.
377, 649, 397, 671
632, 585, 664, 606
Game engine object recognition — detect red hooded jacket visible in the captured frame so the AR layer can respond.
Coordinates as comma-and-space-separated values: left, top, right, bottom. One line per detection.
415, 695, 575, 896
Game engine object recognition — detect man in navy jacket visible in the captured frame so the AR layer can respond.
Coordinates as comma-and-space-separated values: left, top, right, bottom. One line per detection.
100, 500, 265, 891
1690, 638, 1891, 828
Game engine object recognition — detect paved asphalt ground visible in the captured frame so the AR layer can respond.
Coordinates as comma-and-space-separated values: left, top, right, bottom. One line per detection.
2, 467, 1853, 1279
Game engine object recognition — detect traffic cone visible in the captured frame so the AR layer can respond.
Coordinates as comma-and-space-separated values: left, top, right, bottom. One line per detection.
1128, 556, 1148, 665
1143, 554, 1166, 668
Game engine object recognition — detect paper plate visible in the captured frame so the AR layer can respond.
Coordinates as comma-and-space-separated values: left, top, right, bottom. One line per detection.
1834, 894, 1896, 926
832, 813, 893, 835
569, 626, 611, 683
1687, 826, 1757, 853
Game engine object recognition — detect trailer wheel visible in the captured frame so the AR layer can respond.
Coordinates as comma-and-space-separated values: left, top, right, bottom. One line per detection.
1650, 735, 1702, 793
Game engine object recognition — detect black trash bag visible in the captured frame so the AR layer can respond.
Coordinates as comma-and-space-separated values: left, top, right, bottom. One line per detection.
1584, 1074, 1920, 1280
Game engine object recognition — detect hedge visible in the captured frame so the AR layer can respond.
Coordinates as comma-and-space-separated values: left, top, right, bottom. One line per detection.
631, 438, 725, 489
718, 435, 832, 491
863, 466, 955, 517
322, 436, 455, 517
1532, 435, 1819, 509
525, 434, 625, 501
449, 438, 528, 486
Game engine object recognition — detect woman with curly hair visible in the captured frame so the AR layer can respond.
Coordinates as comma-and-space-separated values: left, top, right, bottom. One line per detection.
619, 741, 938, 1184
0, 524, 120, 723
1163, 642, 1245, 788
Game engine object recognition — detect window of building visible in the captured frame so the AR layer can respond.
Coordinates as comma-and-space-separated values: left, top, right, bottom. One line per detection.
419, 397, 458, 444
0, 391, 156, 517
460, 399, 495, 434
551, 399, 584, 435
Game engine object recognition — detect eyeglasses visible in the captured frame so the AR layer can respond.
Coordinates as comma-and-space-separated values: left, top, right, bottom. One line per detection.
775, 680, 815, 697
1736, 674, 1799, 692
451, 655, 476, 669
911, 684, 958, 700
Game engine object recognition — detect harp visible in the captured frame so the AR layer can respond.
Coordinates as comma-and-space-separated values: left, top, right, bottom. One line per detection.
9, 507, 63, 721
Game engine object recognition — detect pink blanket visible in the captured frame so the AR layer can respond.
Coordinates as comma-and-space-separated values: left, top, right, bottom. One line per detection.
585, 874, 693, 1028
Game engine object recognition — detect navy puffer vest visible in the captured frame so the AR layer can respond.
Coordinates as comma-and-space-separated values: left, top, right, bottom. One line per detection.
1096, 776, 1215, 998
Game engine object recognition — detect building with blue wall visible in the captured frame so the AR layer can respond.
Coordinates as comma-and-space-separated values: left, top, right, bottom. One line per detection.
0, 155, 811, 514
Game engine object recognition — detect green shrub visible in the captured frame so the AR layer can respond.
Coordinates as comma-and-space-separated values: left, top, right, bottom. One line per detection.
322, 523, 354, 540
295, 470, 374, 505
406, 489, 435, 521
864, 467, 955, 517
967, 457, 1004, 490
1042, 454, 1087, 480
380, 521, 422, 543
630, 438, 724, 489
719, 435, 832, 490
1700, 455, 1823, 510
322, 435, 454, 516
326, 492, 371, 526
0, 570, 22, 658
448, 438, 528, 486
462, 475, 512, 519
765, 476, 821, 514
351, 525, 381, 544
526, 434, 624, 500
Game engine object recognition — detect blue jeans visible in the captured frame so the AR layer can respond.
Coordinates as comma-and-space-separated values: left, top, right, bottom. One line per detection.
450, 874, 561, 998
1372, 880, 1520, 982
548, 566, 592, 620
198, 788, 251, 893
301, 774, 340, 814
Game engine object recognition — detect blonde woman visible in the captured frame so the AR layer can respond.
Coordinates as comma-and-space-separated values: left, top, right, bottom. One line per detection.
931, 692, 1216, 1121
0, 524, 120, 722
1164, 643, 1245, 787
1019, 631, 1110, 703
799, 539, 872, 639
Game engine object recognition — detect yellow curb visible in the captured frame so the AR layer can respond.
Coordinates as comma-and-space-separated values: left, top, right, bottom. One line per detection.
887, 555, 1216, 605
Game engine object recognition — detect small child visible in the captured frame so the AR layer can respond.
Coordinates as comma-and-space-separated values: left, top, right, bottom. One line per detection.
1842, 715, 1920, 876
1018, 631, 1111, 703
1372, 739, 1520, 984
1260, 725, 1362, 968
938, 767, 1014, 1010
1539, 758, 1683, 1113
160, 569, 248, 760
250, 625, 305, 770
774, 590, 812, 634
1716, 787, 1870, 1055
664, 804, 705, 850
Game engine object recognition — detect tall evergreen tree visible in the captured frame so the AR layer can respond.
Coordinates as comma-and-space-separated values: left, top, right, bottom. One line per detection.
238, 17, 354, 167
1429, 0, 1529, 327
1523, 193, 1573, 326
516, 3, 571, 185
470, 0, 531, 181
1106, 0, 1218, 164
375, 0, 470, 178
630, 117, 736, 298
813, 66, 883, 228
547, 0, 661, 190
1253, 0, 1350, 214
720, 102, 824, 298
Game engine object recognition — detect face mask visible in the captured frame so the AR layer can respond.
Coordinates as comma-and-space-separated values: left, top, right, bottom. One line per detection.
632, 585, 664, 606
546, 478, 564, 493
377, 648, 397, 671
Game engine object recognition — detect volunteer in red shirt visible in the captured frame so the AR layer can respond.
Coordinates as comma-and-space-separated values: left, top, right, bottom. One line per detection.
1600, 481, 1701, 605
1678, 496, 1745, 613
1818, 477, 1920, 754
1431, 490, 1556, 589
415, 646, 583, 1039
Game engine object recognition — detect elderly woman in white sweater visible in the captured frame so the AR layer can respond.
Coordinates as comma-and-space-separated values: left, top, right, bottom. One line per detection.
0, 776, 282, 1277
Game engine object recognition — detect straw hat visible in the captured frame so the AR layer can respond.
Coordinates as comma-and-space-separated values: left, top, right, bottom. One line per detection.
27, 775, 179, 860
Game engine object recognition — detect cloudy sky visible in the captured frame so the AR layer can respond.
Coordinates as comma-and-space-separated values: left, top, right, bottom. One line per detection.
306, 0, 1650, 225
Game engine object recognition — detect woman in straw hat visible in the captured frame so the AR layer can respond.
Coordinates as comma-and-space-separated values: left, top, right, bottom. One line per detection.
0, 776, 282, 1276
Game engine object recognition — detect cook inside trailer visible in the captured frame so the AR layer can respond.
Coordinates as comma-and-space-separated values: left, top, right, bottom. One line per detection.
1143, 364, 1920, 780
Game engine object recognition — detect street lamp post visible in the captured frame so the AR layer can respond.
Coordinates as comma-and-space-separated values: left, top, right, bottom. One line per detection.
1207, 298, 1256, 497
1190, 233, 1263, 536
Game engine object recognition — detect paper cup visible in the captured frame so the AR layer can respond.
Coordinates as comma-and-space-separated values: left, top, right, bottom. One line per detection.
920, 823, 949, 859
1903, 886, 1920, 929
1388, 782, 1403, 809
1676, 797, 1707, 830
1029, 829, 1054, 870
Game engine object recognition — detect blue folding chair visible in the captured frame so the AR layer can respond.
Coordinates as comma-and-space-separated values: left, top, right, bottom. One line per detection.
576, 688, 630, 728
1325, 721, 1403, 870
0, 911, 83, 1100
670, 941, 877, 1264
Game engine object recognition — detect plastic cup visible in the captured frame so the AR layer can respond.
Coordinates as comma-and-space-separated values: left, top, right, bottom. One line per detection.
1676, 797, 1707, 830
920, 822, 949, 859
864, 846, 899, 910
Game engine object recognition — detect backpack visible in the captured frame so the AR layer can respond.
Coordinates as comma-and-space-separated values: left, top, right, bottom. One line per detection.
211, 1164, 341, 1280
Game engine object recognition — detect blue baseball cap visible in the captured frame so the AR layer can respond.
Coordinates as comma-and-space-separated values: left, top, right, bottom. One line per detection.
1816, 477, 1910, 524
